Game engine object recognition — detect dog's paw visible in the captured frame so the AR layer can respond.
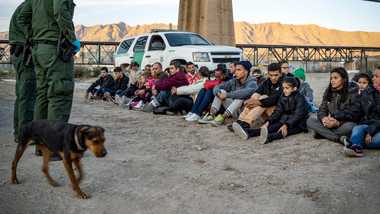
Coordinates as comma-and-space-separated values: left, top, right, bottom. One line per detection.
11, 177, 20, 184
48, 180, 60, 187
76, 191, 90, 199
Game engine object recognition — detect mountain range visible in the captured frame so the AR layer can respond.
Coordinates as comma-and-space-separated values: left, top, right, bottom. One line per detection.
1, 21, 380, 47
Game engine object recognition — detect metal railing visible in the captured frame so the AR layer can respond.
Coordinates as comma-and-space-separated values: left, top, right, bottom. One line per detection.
236, 44, 380, 63
0, 40, 119, 65
1, 40, 380, 70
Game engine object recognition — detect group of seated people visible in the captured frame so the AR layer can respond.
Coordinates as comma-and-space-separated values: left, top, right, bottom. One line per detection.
85, 60, 380, 158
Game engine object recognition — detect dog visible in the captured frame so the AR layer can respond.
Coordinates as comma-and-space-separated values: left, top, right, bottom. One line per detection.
11, 120, 107, 199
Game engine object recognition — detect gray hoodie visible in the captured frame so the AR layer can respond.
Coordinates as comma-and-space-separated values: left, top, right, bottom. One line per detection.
299, 81, 314, 103
213, 76, 257, 100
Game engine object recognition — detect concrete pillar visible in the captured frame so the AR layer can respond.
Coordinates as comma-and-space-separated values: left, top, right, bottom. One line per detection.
178, 0, 235, 46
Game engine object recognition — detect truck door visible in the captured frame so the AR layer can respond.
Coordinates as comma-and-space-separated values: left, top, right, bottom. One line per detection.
145, 34, 166, 66
132, 36, 148, 67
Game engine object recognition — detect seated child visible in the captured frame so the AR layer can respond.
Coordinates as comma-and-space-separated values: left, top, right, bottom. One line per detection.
128, 73, 152, 110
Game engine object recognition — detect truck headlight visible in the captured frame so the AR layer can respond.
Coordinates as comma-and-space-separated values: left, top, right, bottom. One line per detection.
192, 52, 210, 62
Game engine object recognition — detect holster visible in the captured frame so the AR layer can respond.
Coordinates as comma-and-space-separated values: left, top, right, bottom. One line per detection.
22, 41, 33, 66
58, 37, 76, 63
10, 44, 25, 58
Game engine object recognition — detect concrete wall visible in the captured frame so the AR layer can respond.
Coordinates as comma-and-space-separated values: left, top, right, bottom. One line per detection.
178, 0, 235, 46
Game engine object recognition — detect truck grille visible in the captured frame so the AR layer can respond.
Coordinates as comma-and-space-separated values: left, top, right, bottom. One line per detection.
212, 58, 240, 63
210, 52, 241, 56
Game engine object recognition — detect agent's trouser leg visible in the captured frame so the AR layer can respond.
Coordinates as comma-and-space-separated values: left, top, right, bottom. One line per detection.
12, 54, 36, 139
32, 44, 74, 122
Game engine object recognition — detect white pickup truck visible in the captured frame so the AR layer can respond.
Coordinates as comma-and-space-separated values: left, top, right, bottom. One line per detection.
114, 30, 242, 69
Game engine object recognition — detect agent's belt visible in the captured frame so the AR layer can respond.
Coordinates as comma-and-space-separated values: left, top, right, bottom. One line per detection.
32, 40, 58, 46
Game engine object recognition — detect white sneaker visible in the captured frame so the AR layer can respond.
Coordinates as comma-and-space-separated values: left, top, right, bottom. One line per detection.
232, 122, 248, 140
183, 112, 193, 119
185, 114, 201, 122
151, 97, 160, 107
258, 126, 268, 144
132, 100, 144, 110
198, 113, 215, 124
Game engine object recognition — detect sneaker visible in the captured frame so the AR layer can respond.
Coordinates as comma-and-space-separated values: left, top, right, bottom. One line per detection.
258, 126, 268, 144
185, 114, 201, 122
132, 100, 144, 110
312, 131, 325, 140
198, 114, 215, 124
227, 124, 234, 133
153, 106, 170, 115
211, 114, 225, 127
344, 144, 364, 157
232, 122, 248, 140
150, 97, 160, 108
183, 112, 193, 119
341, 136, 351, 147
338, 136, 347, 145
142, 102, 154, 112
114, 95, 122, 105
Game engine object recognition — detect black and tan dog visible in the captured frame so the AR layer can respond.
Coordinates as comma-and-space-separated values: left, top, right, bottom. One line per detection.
11, 120, 107, 199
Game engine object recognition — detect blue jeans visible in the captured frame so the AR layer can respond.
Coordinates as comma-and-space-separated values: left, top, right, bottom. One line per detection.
90, 88, 113, 96
191, 88, 215, 116
156, 90, 171, 106
351, 125, 380, 149
114, 89, 124, 97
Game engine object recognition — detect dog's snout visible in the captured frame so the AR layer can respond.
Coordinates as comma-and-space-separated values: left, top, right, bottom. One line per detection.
100, 149, 107, 157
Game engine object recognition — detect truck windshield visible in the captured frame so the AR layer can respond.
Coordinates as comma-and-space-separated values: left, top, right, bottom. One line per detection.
165, 33, 211, 46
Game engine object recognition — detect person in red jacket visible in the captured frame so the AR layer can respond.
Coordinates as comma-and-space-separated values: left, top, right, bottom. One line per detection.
151, 61, 189, 107
185, 65, 228, 122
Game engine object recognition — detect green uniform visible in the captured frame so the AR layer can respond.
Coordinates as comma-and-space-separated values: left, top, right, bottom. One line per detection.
18, 0, 76, 122
9, 2, 36, 140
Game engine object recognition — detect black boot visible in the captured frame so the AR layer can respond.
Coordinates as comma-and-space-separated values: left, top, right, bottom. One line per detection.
50, 153, 62, 161
35, 146, 42, 156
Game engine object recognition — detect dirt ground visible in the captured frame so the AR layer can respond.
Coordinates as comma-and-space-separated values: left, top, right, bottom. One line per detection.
1, 73, 380, 214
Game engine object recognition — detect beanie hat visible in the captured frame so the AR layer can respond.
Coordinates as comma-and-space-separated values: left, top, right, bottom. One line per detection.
293, 68, 306, 81
238, 60, 252, 72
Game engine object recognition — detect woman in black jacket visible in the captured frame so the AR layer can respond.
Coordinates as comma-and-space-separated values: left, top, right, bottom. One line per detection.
232, 77, 309, 144
307, 67, 356, 143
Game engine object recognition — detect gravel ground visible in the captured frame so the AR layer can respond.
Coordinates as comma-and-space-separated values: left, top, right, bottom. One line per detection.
1, 73, 380, 214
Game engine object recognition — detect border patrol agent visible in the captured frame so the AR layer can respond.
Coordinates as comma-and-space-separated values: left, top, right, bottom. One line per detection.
18, 0, 80, 123
9, 2, 36, 143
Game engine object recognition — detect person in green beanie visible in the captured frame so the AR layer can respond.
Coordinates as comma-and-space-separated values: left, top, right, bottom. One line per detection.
293, 68, 318, 113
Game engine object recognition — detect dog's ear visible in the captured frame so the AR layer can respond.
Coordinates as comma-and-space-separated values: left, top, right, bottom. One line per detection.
79, 126, 91, 135
97, 127, 105, 133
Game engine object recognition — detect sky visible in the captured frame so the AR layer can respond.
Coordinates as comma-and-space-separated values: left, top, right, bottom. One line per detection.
1, 0, 380, 32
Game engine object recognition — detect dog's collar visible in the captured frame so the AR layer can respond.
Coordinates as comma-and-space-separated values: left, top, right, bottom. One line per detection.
74, 127, 86, 151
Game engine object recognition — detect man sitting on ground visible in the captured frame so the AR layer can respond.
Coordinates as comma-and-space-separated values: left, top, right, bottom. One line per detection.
113, 67, 129, 104
86, 67, 115, 101
199, 61, 257, 126
152, 61, 189, 109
